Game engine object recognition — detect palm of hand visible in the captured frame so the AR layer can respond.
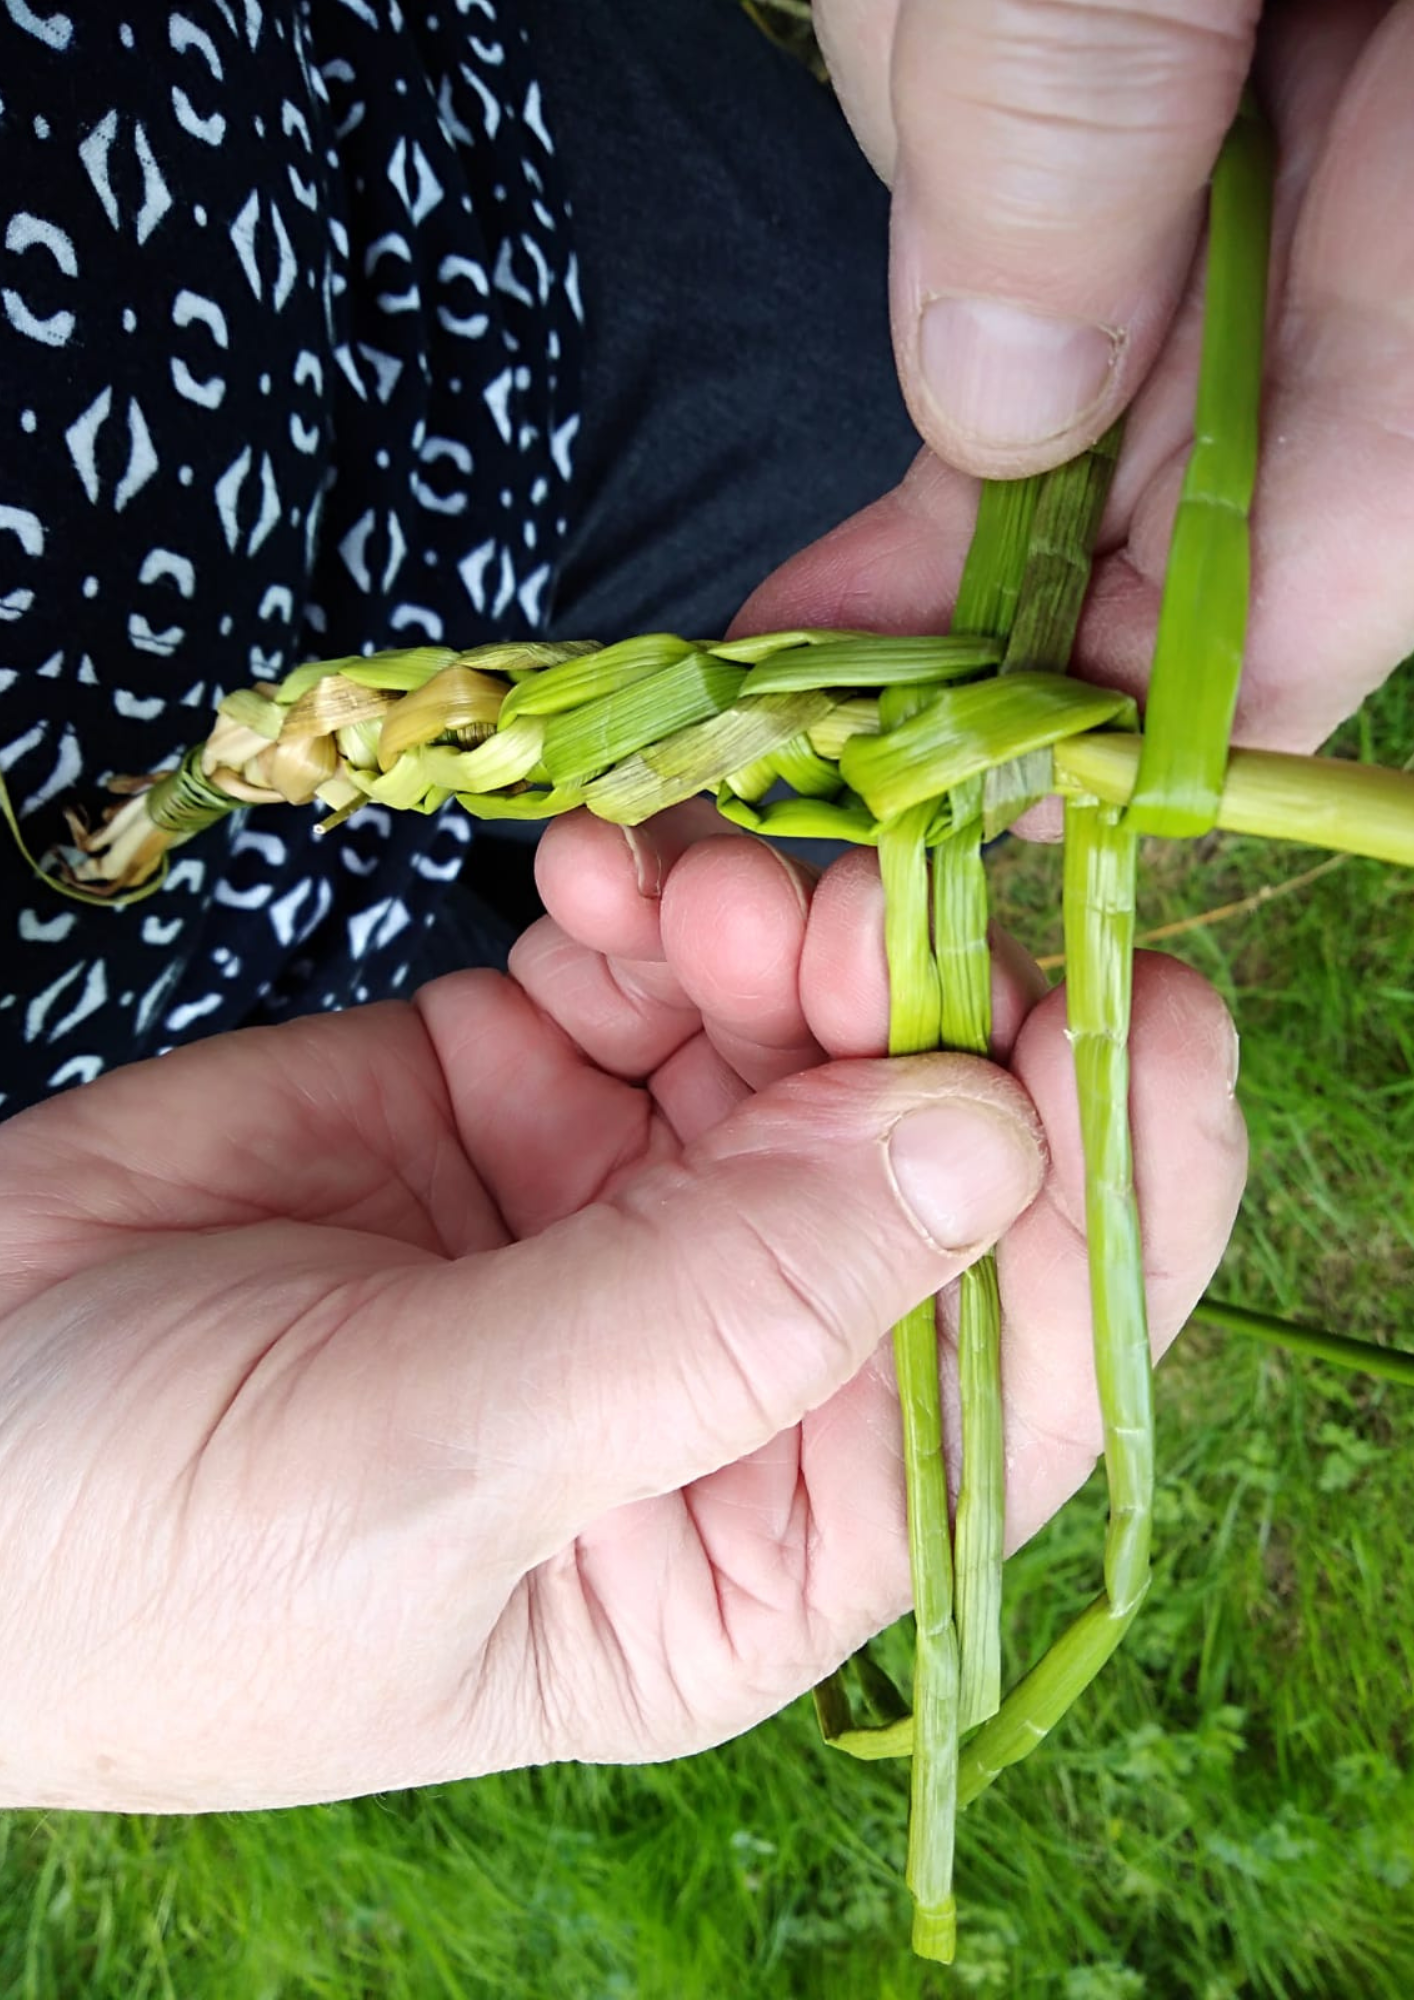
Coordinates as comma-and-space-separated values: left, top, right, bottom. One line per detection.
0, 810, 1242, 1810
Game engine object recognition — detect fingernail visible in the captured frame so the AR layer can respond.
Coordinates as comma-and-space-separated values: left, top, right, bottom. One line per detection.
764, 842, 813, 921
888, 1098, 1043, 1253
621, 826, 663, 899
918, 297, 1121, 453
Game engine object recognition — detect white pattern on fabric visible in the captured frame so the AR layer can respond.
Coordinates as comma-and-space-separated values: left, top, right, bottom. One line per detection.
1, 0, 582, 1113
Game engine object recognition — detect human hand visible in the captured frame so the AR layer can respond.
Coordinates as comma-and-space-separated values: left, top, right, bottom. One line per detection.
0, 808, 1243, 1812
799, 0, 1414, 753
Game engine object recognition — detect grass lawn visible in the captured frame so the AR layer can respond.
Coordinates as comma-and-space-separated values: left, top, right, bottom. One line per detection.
2, 665, 1409, 1999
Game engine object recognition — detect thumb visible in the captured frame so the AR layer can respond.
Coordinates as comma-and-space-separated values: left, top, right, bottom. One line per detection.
415, 1057, 1044, 1554
887, 0, 1259, 474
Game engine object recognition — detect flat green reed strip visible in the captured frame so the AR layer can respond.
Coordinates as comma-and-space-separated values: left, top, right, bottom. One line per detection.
930, 826, 991, 1059
582, 689, 833, 823
820, 438, 1133, 1823
1001, 423, 1124, 676
955, 1585, 1148, 1809
948, 432, 1125, 1728
1194, 1300, 1414, 1389
841, 675, 1134, 818
894, 1292, 961, 1963
879, 811, 943, 1055
950, 474, 1042, 639
1128, 94, 1274, 837
980, 425, 1123, 836
498, 633, 693, 721
934, 470, 1038, 1736
948, 1239, 1004, 1732
738, 633, 1002, 695
827, 471, 1052, 1900
883, 787, 1161, 1826
541, 655, 744, 784
936, 785, 1002, 1741
878, 807, 957, 1959
1063, 800, 1153, 1616
1055, 733, 1414, 868
814, 1586, 1152, 1790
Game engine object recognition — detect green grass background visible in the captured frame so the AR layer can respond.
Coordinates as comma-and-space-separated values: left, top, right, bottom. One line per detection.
3, 670, 1409, 1998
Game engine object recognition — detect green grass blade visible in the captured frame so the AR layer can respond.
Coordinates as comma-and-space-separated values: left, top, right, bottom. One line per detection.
952, 473, 1043, 635
893, 1302, 959, 1964
841, 676, 1134, 819
931, 807, 990, 1055
956, 1586, 1148, 1810
582, 690, 833, 824
876, 807, 957, 1960
1056, 732, 1414, 866
738, 633, 1001, 696
498, 635, 693, 722
1063, 799, 1153, 1617
1194, 1299, 1414, 1388
1001, 423, 1123, 675
704, 627, 847, 663
715, 793, 879, 844
277, 647, 454, 703
1127, 96, 1275, 836
951, 1253, 1003, 1730
878, 810, 943, 1055
540, 656, 745, 785
981, 424, 1124, 833
931, 454, 1112, 1742
931, 805, 1003, 1731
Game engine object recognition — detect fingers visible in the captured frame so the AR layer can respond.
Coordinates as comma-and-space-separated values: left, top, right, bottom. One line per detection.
770, 951, 1245, 1645
415, 968, 675, 1240
732, 444, 977, 640
884, 0, 1259, 474
407, 1054, 1046, 1560
1088, 1, 1414, 752
797, 847, 1048, 1063
535, 798, 737, 965
1072, 2, 1414, 755
517, 813, 1053, 1145
656, 838, 821, 1090
0, 1003, 506, 1293
1239, 0, 1414, 749
525, 808, 824, 1101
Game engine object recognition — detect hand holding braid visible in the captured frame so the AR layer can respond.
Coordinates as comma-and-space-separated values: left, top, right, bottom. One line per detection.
803, 1, 1414, 755
0, 806, 1243, 1809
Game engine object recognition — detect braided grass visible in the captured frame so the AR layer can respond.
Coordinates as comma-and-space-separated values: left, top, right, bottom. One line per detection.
49, 630, 1414, 902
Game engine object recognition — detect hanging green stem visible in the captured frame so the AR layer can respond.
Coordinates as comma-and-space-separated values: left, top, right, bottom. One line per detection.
893, 1293, 960, 1963
932, 800, 1002, 1734
1127, 93, 1274, 836
1194, 1299, 1414, 1388
956, 1586, 1148, 1810
877, 805, 957, 1961
946, 429, 1125, 1729
816, 1582, 1150, 1791
1063, 799, 1153, 1616
1001, 421, 1124, 675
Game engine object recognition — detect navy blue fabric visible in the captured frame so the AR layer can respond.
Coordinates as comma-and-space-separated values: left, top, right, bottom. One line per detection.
0, 0, 583, 1113
533, 0, 919, 643
1, 0, 918, 1112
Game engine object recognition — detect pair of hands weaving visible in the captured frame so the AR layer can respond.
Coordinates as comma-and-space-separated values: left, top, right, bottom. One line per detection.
4, 101, 1413, 1964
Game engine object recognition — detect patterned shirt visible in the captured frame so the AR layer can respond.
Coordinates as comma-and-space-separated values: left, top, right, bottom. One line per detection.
0, 0, 582, 1115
